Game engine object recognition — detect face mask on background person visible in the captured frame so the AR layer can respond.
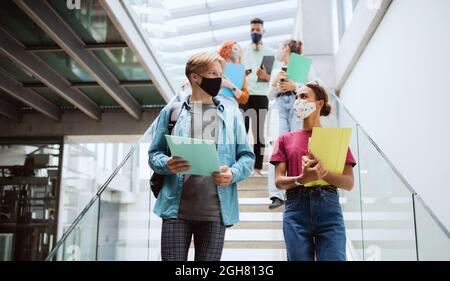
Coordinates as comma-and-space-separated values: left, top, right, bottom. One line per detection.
251, 33, 262, 44
230, 49, 240, 62
293, 99, 316, 120
197, 76, 222, 97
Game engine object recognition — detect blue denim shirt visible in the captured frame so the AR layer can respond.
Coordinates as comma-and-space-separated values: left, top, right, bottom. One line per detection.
148, 96, 255, 226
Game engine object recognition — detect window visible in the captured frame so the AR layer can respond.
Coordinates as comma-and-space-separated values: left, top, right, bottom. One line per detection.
335, 0, 360, 43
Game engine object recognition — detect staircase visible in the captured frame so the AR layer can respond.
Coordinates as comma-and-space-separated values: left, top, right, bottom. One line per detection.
189, 175, 286, 261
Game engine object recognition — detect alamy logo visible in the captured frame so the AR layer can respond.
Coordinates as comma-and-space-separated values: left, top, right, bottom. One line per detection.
366, 0, 382, 10
65, 245, 81, 261
67, 0, 81, 10
366, 245, 382, 261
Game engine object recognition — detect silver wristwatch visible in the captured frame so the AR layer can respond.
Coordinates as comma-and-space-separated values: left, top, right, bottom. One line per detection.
293, 177, 302, 186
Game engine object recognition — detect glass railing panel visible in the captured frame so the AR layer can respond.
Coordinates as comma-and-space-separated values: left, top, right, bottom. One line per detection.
142, 139, 162, 261
96, 131, 154, 261
413, 194, 450, 260
0, 233, 13, 261
58, 138, 116, 247
327, 91, 364, 261
54, 198, 100, 261
94, 95, 180, 261
126, 0, 187, 89
47, 96, 180, 261
356, 126, 417, 261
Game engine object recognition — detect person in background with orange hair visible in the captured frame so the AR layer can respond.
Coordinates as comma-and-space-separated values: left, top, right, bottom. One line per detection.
217, 40, 249, 107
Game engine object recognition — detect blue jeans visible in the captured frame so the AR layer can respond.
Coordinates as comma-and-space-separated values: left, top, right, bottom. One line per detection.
268, 95, 301, 201
273, 94, 301, 134
283, 186, 347, 261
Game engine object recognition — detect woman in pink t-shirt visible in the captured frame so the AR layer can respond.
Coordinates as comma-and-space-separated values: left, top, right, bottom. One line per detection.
270, 81, 356, 261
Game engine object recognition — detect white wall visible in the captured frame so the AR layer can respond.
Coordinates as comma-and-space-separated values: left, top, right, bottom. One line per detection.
300, 0, 338, 87
339, 0, 450, 229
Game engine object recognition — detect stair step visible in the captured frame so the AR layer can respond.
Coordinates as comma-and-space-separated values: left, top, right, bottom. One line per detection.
239, 212, 283, 221
113, 247, 288, 261
237, 176, 268, 190
239, 198, 272, 205
240, 204, 285, 212
233, 221, 283, 229
225, 229, 284, 241
188, 248, 287, 261
109, 217, 412, 230
189, 240, 285, 249
127, 210, 413, 222
238, 189, 269, 198
351, 240, 416, 249
224, 229, 416, 242
116, 238, 416, 251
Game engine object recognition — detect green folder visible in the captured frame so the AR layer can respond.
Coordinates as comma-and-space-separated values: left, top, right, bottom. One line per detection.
305, 128, 352, 187
287, 53, 312, 84
165, 135, 221, 176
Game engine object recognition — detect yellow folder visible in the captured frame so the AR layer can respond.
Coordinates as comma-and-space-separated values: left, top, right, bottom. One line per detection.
305, 127, 352, 187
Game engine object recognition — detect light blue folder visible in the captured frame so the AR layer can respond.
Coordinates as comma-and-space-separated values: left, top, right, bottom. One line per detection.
165, 135, 221, 176
222, 63, 245, 98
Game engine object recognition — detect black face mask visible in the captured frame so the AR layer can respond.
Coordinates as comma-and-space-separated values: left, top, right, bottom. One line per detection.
198, 76, 222, 97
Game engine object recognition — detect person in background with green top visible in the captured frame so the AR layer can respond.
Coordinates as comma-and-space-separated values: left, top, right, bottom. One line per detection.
266, 39, 319, 209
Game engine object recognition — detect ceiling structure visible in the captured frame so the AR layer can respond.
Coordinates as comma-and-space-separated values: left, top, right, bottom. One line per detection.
0, 0, 167, 123
129, 0, 300, 87
0, 0, 300, 124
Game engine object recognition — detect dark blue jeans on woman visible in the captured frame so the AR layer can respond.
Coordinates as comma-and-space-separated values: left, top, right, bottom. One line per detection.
283, 186, 347, 261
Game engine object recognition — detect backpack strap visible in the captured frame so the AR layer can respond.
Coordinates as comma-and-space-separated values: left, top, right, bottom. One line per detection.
167, 101, 183, 135
167, 96, 219, 134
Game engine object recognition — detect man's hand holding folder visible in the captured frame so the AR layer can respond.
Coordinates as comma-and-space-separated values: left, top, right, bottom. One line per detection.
212, 166, 233, 187
167, 156, 232, 187
167, 156, 191, 174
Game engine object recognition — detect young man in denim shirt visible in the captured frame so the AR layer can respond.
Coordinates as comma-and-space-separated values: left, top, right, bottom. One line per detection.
148, 52, 255, 261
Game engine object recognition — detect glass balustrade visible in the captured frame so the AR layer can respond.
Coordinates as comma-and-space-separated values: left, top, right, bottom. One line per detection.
327, 92, 449, 261
45, 89, 449, 261
45, 96, 179, 261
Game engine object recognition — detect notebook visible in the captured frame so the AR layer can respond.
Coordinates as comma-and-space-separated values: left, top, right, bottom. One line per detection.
286, 53, 312, 84
305, 127, 352, 187
165, 135, 221, 176
257, 55, 275, 82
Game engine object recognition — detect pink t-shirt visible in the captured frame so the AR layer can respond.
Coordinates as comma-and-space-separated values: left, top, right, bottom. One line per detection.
270, 129, 357, 177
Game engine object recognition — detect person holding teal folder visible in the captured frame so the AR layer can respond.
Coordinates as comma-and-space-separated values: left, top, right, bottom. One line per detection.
270, 81, 357, 261
266, 39, 319, 210
217, 40, 249, 108
148, 51, 255, 261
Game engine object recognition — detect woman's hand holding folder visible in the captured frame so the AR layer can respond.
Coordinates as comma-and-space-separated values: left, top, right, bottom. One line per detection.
300, 153, 328, 184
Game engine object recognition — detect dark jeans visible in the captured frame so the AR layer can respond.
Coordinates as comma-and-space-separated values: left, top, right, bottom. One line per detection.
240, 95, 268, 170
161, 219, 226, 261
283, 186, 347, 261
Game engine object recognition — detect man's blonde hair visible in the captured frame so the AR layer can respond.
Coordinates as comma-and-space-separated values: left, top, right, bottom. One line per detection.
185, 51, 225, 80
